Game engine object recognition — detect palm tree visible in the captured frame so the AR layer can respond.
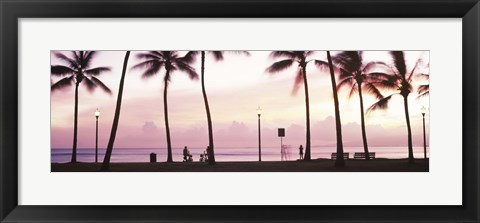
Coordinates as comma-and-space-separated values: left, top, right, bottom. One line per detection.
333, 51, 387, 160
367, 51, 421, 164
265, 51, 315, 160
315, 51, 345, 167
132, 51, 198, 163
101, 51, 130, 171
188, 51, 250, 165
51, 51, 111, 163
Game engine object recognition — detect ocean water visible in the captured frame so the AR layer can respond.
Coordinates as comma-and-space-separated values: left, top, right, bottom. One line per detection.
51, 146, 429, 163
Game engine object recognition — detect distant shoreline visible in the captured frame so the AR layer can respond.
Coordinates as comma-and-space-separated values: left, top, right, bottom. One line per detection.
51, 158, 429, 172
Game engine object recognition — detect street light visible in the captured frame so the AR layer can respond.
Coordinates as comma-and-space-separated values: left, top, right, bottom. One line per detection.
421, 106, 427, 160
95, 108, 100, 163
257, 107, 262, 162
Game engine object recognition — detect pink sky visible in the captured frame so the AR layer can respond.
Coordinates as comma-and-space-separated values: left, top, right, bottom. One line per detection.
51, 51, 429, 149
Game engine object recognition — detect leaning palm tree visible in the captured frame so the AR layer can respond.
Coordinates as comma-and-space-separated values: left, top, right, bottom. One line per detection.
132, 51, 198, 163
188, 51, 250, 165
266, 51, 315, 160
314, 51, 346, 167
101, 51, 130, 171
333, 51, 387, 160
367, 51, 421, 164
51, 51, 112, 163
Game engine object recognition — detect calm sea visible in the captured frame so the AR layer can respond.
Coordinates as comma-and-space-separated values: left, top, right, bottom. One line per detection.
51, 146, 429, 163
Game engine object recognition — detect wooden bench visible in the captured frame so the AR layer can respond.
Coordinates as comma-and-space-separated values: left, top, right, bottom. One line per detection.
331, 152, 349, 160
353, 152, 376, 159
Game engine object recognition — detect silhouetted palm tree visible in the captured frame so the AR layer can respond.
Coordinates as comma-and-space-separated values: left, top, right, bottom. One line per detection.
101, 51, 130, 171
315, 51, 346, 167
51, 51, 111, 163
266, 51, 314, 160
333, 51, 387, 160
189, 51, 250, 165
367, 51, 421, 164
132, 51, 198, 163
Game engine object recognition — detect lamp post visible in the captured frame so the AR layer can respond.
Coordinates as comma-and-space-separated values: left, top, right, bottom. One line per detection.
421, 106, 427, 160
257, 107, 262, 162
95, 108, 100, 163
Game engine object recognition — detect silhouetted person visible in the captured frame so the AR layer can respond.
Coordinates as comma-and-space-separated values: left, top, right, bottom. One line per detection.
299, 145, 304, 160
207, 146, 212, 161
200, 146, 210, 162
183, 146, 192, 162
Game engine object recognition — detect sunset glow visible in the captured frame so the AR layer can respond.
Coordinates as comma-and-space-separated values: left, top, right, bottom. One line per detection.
51, 50, 429, 164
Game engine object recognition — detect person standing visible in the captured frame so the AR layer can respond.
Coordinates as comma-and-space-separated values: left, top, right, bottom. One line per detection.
299, 145, 304, 160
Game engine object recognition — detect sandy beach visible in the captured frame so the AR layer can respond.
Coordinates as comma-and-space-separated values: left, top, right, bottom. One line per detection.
51, 158, 429, 172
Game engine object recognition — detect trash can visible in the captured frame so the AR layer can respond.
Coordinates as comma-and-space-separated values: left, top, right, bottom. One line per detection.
150, 153, 157, 163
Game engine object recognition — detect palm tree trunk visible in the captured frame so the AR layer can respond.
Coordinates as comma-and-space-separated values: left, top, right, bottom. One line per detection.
403, 95, 414, 163
201, 51, 216, 164
327, 51, 345, 167
164, 69, 173, 163
101, 51, 130, 171
302, 65, 312, 161
71, 82, 79, 163
357, 84, 370, 160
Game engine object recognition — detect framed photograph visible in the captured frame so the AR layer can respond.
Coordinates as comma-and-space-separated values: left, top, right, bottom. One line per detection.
1, 0, 478, 222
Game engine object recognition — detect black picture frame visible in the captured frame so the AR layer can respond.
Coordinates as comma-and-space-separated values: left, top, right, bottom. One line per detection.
1, 0, 479, 222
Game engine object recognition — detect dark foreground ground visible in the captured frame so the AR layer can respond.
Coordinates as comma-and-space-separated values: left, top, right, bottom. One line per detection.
51, 158, 429, 172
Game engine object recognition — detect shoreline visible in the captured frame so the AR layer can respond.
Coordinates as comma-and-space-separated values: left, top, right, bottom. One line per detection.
51, 158, 429, 172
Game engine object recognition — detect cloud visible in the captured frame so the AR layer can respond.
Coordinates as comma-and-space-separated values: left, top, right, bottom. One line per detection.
142, 121, 159, 133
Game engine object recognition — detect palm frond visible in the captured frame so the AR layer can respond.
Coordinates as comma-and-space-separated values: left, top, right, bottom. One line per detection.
72, 51, 81, 65
366, 72, 394, 81
390, 51, 407, 76
51, 65, 75, 76
293, 51, 307, 59
367, 94, 395, 114
336, 76, 355, 92
363, 82, 384, 100
136, 52, 162, 60
90, 76, 112, 94
149, 51, 164, 58
313, 59, 329, 71
211, 51, 224, 61
417, 73, 430, 80
141, 61, 163, 79
182, 51, 199, 64
230, 51, 250, 56
348, 82, 358, 98
417, 84, 429, 98
333, 51, 362, 72
338, 68, 353, 80
162, 51, 177, 59
82, 76, 97, 93
82, 51, 98, 68
362, 61, 389, 73
407, 59, 421, 81
176, 61, 199, 80
291, 68, 304, 95
265, 59, 294, 74
54, 52, 78, 69
270, 51, 296, 59
131, 59, 160, 71
417, 91, 429, 98
84, 51, 97, 62
332, 57, 356, 74
84, 67, 111, 76
51, 76, 74, 91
